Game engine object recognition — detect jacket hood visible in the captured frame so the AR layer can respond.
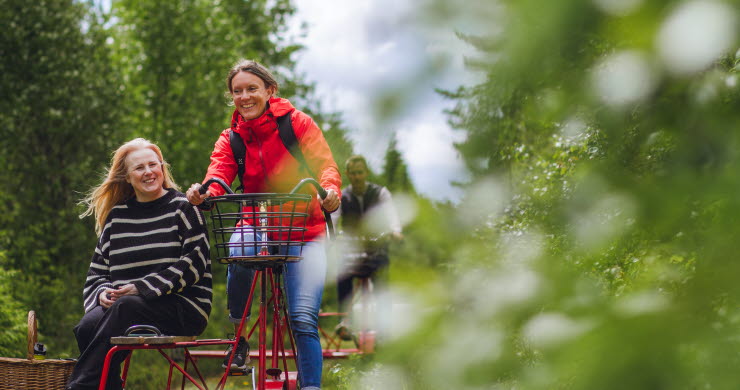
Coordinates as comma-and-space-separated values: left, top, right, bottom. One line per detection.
230, 97, 295, 132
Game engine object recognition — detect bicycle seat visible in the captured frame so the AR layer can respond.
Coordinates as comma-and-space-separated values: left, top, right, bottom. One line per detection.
110, 325, 196, 345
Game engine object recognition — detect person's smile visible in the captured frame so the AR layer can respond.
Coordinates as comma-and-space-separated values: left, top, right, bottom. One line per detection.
231, 71, 275, 121
125, 148, 166, 202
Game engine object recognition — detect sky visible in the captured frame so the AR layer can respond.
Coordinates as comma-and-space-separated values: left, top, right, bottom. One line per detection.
287, 0, 484, 202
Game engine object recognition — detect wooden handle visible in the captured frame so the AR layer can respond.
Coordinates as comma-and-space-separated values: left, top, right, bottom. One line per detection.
27, 310, 37, 360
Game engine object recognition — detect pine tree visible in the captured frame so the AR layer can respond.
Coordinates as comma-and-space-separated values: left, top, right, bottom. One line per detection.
381, 135, 415, 194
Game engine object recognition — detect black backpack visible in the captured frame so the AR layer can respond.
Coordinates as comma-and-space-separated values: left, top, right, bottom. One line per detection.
229, 113, 315, 192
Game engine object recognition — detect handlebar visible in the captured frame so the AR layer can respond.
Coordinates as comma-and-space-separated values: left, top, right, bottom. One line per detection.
124, 325, 162, 337
199, 177, 328, 199
290, 178, 333, 239
290, 178, 328, 199
199, 177, 234, 195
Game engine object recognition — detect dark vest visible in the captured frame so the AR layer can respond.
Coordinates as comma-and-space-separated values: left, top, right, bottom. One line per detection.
340, 183, 382, 234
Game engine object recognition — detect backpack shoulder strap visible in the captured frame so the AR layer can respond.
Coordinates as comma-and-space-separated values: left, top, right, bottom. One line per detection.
229, 130, 246, 193
277, 113, 316, 179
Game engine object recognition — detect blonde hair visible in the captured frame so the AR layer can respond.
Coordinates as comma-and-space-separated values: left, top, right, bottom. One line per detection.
79, 138, 179, 235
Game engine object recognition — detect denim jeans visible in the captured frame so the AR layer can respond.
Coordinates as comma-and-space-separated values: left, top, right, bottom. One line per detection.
227, 228, 326, 389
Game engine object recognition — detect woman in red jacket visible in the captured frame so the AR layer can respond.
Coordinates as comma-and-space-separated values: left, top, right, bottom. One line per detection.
187, 59, 340, 390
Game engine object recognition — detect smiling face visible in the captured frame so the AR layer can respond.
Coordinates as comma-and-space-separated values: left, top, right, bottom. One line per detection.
125, 147, 167, 202
231, 71, 275, 121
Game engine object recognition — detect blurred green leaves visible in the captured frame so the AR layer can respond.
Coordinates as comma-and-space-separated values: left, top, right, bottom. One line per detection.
349, 0, 740, 389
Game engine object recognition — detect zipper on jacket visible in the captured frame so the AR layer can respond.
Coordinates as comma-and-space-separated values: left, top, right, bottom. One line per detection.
248, 127, 270, 182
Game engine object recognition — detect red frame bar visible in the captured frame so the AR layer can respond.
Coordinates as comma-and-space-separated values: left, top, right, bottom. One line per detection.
100, 265, 300, 390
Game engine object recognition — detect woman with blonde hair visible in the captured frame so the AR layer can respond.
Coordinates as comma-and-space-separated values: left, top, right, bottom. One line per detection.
80, 138, 180, 234
67, 138, 212, 390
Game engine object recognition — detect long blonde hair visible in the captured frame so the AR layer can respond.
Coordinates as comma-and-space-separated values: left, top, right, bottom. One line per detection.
79, 138, 179, 235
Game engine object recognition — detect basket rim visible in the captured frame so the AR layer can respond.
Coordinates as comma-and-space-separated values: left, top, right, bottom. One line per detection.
0, 356, 76, 364
207, 192, 312, 203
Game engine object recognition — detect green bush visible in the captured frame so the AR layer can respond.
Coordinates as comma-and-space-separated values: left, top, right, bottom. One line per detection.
0, 257, 28, 358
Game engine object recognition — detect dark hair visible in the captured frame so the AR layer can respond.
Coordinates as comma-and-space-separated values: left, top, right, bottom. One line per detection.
345, 155, 368, 171
226, 59, 279, 95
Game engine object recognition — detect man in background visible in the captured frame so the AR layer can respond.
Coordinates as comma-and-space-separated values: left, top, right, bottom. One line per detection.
332, 155, 403, 341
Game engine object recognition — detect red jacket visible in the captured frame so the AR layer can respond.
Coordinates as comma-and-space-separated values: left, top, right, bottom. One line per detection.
202, 97, 341, 241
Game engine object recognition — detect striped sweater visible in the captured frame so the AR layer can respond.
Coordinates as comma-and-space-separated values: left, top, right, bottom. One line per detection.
82, 189, 212, 323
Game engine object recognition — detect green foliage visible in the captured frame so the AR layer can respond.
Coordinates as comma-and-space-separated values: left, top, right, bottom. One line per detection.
319, 1, 740, 389
0, 262, 27, 358
322, 355, 377, 390
0, 0, 125, 353
110, 0, 295, 183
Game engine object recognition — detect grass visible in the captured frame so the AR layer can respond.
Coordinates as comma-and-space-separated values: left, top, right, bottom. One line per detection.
180, 355, 368, 390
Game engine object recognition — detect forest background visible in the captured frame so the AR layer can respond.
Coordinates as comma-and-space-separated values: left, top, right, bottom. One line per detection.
2, 0, 740, 389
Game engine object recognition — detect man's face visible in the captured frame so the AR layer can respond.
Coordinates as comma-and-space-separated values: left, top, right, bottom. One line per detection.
347, 161, 368, 190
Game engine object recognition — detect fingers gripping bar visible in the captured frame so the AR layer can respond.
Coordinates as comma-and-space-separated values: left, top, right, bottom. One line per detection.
290, 178, 328, 198
290, 178, 334, 240
199, 178, 234, 195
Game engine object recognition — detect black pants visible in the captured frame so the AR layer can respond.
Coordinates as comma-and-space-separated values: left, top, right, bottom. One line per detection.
66, 295, 207, 390
337, 252, 389, 313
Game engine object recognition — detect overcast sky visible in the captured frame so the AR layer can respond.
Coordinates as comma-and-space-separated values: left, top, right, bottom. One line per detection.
287, 0, 484, 202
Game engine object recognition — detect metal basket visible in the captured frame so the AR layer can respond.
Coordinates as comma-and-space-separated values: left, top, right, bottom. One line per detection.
0, 311, 75, 390
204, 192, 313, 265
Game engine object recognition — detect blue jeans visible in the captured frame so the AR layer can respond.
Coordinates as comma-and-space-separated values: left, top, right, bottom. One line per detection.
227, 228, 326, 389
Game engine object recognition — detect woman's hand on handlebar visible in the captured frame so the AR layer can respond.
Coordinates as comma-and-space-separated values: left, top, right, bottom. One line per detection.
186, 183, 210, 205
320, 188, 340, 212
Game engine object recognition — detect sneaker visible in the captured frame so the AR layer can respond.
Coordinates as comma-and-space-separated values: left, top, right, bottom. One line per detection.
222, 337, 250, 370
334, 322, 354, 342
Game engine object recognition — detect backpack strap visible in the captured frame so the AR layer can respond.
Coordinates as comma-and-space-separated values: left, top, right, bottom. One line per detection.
277, 113, 333, 239
229, 130, 247, 193
277, 113, 316, 179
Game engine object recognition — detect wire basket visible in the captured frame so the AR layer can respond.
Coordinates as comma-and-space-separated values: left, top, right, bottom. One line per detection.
204, 192, 313, 265
0, 311, 75, 390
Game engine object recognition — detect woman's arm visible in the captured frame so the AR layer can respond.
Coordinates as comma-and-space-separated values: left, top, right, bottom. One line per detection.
293, 112, 342, 209
377, 186, 404, 239
187, 130, 238, 204
82, 224, 114, 312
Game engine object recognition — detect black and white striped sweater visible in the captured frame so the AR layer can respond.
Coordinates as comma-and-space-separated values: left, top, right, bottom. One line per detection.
82, 189, 212, 323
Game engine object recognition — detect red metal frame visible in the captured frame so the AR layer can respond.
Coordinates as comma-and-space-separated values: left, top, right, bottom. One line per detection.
99, 339, 233, 390
98, 264, 299, 390
319, 275, 376, 356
